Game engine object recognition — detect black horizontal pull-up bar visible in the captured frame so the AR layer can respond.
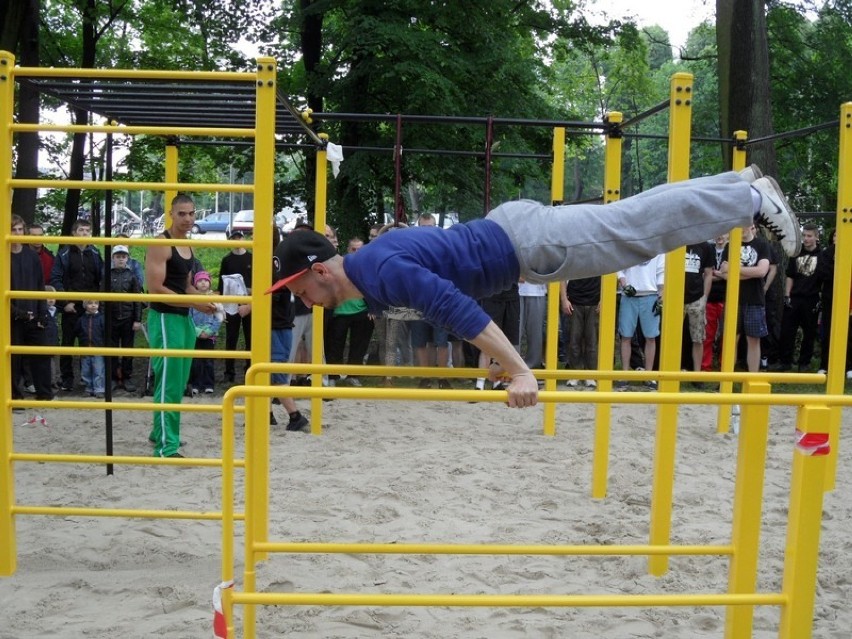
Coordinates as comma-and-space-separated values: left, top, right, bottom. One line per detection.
619, 99, 671, 129
309, 112, 609, 131
744, 120, 838, 145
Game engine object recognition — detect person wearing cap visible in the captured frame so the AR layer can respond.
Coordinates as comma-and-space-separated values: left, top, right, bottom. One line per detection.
145, 194, 217, 458
269, 168, 801, 408
109, 245, 143, 393
218, 229, 253, 384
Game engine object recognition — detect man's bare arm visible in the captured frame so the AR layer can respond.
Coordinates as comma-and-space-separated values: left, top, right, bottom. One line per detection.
469, 321, 538, 408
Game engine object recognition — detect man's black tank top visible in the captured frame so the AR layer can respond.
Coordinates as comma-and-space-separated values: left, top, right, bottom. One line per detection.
150, 230, 193, 316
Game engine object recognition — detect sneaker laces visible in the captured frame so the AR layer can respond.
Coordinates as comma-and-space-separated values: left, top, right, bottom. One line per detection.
755, 212, 787, 239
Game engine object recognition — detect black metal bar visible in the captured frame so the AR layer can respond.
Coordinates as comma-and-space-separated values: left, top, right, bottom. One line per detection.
620, 99, 671, 129
744, 121, 839, 145
310, 111, 608, 130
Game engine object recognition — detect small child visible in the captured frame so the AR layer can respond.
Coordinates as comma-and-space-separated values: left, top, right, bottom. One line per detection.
109, 245, 143, 392
75, 299, 105, 397
188, 271, 222, 395
44, 285, 60, 388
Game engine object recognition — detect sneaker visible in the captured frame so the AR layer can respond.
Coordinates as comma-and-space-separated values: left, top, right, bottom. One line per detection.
204, 388, 214, 394
345, 377, 363, 387
817, 369, 827, 375
59, 381, 74, 392
614, 380, 628, 391
123, 380, 137, 393
585, 379, 597, 389
644, 380, 658, 391
269, 411, 278, 426
437, 378, 452, 390
739, 164, 763, 183
418, 378, 433, 389
166, 452, 185, 459
846, 371, 852, 380
191, 388, 199, 397
760, 356, 768, 370
286, 414, 309, 432
565, 379, 579, 388
24, 384, 36, 394
752, 176, 801, 257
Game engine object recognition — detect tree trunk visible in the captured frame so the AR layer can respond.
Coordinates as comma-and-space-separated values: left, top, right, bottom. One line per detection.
62, 0, 97, 236
717, 0, 776, 172
10, 0, 40, 225
298, 0, 324, 220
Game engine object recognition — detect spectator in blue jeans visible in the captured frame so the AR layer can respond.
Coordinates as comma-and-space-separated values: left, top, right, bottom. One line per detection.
75, 299, 106, 397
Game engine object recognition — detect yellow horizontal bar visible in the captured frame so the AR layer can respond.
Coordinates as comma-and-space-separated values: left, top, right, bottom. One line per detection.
12, 123, 255, 137
10, 236, 252, 248
13, 66, 256, 82
11, 452, 242, 467
9, 399, 239, 412
233, 591, 787, 608
246, 363, 824, 385
228, 384, 852, 408
9, 179, 254, 193
8, 292, 247, 304
256, 542, 733, 557
13, 505, 243, 521
7, 291, 248, 304
7, 346, 247, 360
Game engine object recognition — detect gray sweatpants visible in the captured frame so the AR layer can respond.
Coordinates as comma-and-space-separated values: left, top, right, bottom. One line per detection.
487, 172, 753, 283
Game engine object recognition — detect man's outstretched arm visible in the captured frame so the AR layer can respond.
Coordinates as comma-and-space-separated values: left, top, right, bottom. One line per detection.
469, 321, 539, 408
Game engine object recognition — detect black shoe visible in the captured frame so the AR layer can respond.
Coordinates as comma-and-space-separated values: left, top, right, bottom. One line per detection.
59, 381, 74, 392
166, 453, 184, 458
286, 414, 309, 432
418, 378, 433, 389
269, 411, 278, 426
437, 378, 452, 390
123, 381, 137, 393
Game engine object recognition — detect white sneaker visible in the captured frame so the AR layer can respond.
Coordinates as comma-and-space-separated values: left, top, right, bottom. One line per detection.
752, 176, 801, 257
565, 379, 579, 387
817, 369, 827, 375
585, 379, 597, 388
739, 164, 763, 183
846, 371, 852, 380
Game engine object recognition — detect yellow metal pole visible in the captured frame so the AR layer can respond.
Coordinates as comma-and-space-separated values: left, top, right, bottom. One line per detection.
220, 393, 237, 639
649, 72, 693, 577
163, 143, 178, 229
0, 50, 17, 577
724, 380, 770, 639
717, 134, 748, 433
543, 127, 565, 436
778, 405, 830, 639
311, 134, 329, 433
823, 102, 852, 491
591, 111, 622, 499
250, 57, 277, 565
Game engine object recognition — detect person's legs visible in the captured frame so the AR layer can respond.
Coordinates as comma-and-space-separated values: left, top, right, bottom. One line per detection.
702, 302, 723, 371
149, 310, 195, 457
519, 295, 545, 368
344, 311, 374, 366
797, 300, 819, 369
743, 305, 769, 372
581, 305, 599, 372
685, 300, 706, 372
59, 310, 78, 388
92, 356, 105, 395
620, 337, 633, 372
489, 173, 756, 282
778, 305, 796, 368
223, 312, 241, 380
80, 356, 93, 394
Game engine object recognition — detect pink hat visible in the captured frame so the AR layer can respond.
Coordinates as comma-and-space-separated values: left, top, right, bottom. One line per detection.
194, 271, 211, 285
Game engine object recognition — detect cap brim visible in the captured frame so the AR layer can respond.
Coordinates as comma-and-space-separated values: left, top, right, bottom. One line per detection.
265, 268, 308, 295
